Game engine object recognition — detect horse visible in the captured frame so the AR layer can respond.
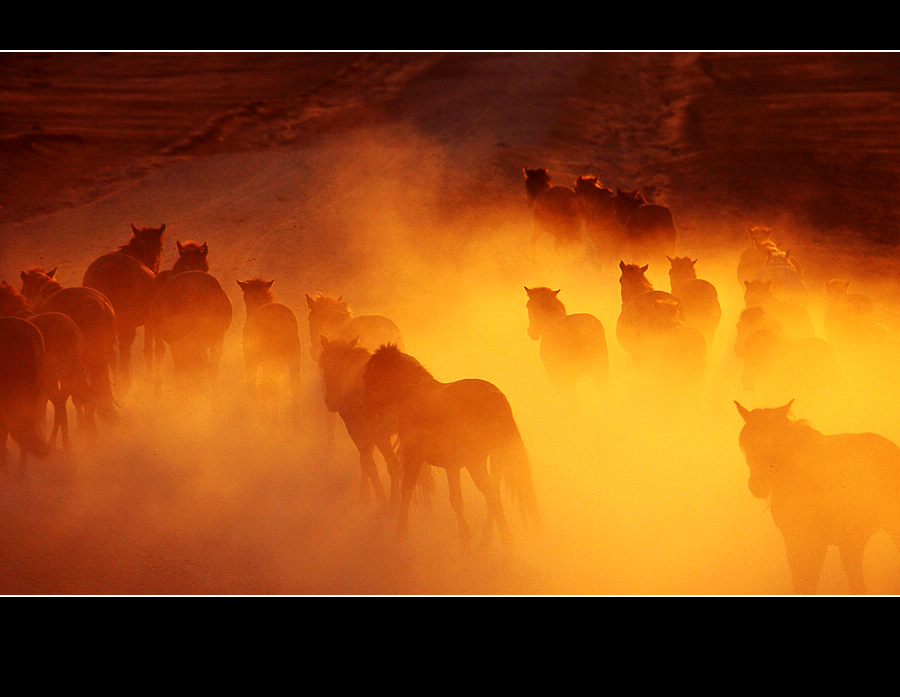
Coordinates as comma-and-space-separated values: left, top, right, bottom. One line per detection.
574, 175, 622, 262
617, 262, 705, 383
735, 400, 900, 594
752, 246, 808, 307
824, 279, 889, 355
147, 240, 212, 377
20, 267, 118, 426
115, 223, 166, 275
318, 336, 402, 507
612, 188, 677, 262
362, 344, 540, 554
148, 270, 233, 391
743, 279, 814, 338
0, 316, 51, 474
0, 282, 90, 452
736, 316, 834, 402
83, 252, 156, 390
306, 293, 402, 363
667, 256, 722, 344
236, 279, 302, 412
737, 226, 780, 288
523, 168, 584, 249
524, 286, 608, 390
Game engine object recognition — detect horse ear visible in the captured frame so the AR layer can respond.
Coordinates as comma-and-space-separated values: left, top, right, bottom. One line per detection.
666, 256, 673, 263
265, 280, 274, 289
237, 280, 246, 290
350, 336, 360, 347
48, 267, 57, 279
177, 241, 184, 253
159, 223, 166, 232
306, 293, 314, 308
200, 242, 208, 254
640, 264, 649, 273
691, 259, 698, 265
778, 400, 794, 417
619, 260, 626, 271
20, 271, 26, 282
734, 401, 751, 422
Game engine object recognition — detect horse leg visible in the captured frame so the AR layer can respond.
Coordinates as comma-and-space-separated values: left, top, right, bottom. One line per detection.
395, 455, 424, 541
118, 322, 136, 392
358, 442, 387, 506
446, 466, 471, 551
376, 435, 401, 511
467, 458, 512, 554
839, 539, 869, 595
783, 534, 827, 594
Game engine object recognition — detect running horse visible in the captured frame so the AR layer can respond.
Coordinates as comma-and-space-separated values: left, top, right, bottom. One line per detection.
20, 267, 118, 426
523, 168, 584, 250
524, 286, 608, 390
612, 189, 677, 263
82, 224, 164, 390
306, 293, 402, 362
0, 282, 90, 453
0, 316, 51, 474
617, 262, 705, 383
237, 279, 302, 412
148, 270, 233, 392
735, 400, 900, 594
318, 336, 402, 507
363, 344, 540, 554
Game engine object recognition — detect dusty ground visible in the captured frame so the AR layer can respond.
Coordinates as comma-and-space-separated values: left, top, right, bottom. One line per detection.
2, 51, 900, 595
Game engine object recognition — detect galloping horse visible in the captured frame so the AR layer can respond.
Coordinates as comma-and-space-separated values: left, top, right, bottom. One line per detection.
524, 286, 608, 389
148, 270, 233, 391
318, 337, 402, 507
523, 167, 584, 249
237, 279, 302, 409
83, 252, 156, 390
667, 256, 722, 344
0, 282, 90, 451
20, 267, 118, 425
612, 189, 677, 262
306, 293, 402, 362
0, 316, 50, 473
617, 262, 705, 383
574, 175, 622, 262
363, 344, 540, 554
147, 240, 212, 372
735, 400, 900, 594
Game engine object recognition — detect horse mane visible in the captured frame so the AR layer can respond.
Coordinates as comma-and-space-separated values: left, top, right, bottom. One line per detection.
118, 223, 165, 273
525, 286, 567, 316
308, 293, 352, 319
368, 343, 434, 380
0, 280, 33, 317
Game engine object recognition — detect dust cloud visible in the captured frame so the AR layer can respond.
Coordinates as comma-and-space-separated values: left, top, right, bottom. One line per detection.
4, 56, 900, 595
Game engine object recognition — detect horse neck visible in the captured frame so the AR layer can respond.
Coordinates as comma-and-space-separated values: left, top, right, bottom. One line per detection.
172, 256, 208, 275
119, 239, 161, 274
621, 276, 654, 305
244, 292, 275, 314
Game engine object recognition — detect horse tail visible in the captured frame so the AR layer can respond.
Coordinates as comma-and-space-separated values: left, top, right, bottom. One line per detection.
493, 425, 541, 531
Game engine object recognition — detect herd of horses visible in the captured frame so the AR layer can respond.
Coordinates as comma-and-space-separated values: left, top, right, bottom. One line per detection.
525, 167, 900, 593
3, 164, 900, 593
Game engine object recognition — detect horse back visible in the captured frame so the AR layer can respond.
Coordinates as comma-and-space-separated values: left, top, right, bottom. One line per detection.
83, 253, 156, 312
36, 286, 116, 350
544, 313, 607, 358
244, 302, 301, 362
152, 271, 233, 338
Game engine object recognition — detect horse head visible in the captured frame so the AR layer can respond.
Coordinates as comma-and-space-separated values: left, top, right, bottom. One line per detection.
525, 286, 564, 340
667, 256, 698, 282
20, 266, 59, 303
237, 278, 275, 311
619, 261, 654, 302
173, 241, 209, 274
735, 399, 795, 498
318, 335, 364, 411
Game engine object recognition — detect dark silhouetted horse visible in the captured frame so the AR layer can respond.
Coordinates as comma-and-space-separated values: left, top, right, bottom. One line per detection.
148, 270, 233, 391
574, 175, 622, 262
524, 286, 608, 389
147, 240, 212, 376
306, 293, 402, 362
612, 189, 677, 262
736, 400, 900, 594
667, 256, 722, 344
743, 278, 814, 338
116, 223, 166, 275
237, 279, 302, 412
318, 336, 402, 507
524, 167, 584, 249
83, 252, 156, 390
617, 262, 705, 383
0, 282, 90, 451
0, 316, 51, 473
363, 344, 540, 554
20, 267, 118, 425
